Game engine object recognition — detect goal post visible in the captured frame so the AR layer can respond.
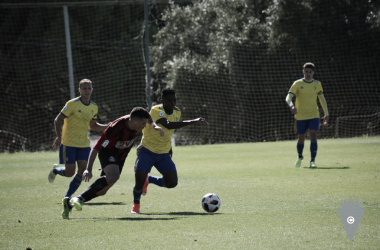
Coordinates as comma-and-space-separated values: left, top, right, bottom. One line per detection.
1, 0, 379, 153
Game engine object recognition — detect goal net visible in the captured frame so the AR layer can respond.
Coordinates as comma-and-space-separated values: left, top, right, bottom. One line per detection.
1, 0, 379, 152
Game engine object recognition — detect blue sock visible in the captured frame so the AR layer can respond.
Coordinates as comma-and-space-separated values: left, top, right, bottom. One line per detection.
297, 143, 304, 158
133, 187, 142, 204
53, 166, 66, 177
310, 140, 318, 162
65, 174, 82, 198
148, 175, 166, 187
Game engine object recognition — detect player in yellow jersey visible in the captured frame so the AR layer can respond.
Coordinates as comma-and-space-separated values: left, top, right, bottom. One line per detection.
48, 79, 109, 219
285, 63, 329, 168
131, 88, 208, 213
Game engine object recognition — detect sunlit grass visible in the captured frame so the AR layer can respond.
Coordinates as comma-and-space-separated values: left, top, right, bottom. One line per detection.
0, 137, 379, 249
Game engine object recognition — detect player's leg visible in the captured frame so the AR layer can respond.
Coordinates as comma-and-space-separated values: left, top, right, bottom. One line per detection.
48, 144, 74, 182
51, 145, 77, 219
132, 147, 155, 213
64, 147, 90, 198
295, 120, 307, 168
132, 170, 148, 213
151, 153, 177, 188
71, 151, 121, 211
308, 118, 320, 168
71, 164, 119, 211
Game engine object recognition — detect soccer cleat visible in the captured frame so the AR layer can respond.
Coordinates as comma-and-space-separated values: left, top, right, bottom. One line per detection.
294, 157, 303, 168
131, 203, 140, 214
61, 197, 72, 219
70, 197, 84, 211
310, 161, 317, 168
142, 175, 150, 196
48, 164, 58, 183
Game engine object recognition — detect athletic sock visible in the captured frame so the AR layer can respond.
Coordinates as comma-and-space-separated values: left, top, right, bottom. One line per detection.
297, 142, 304, 158
310, 140, 318, 162
65, 174, 82, 198
53, 166, 66, 177
133, 187, 142, 204
79, 176, 108, 202
148, 175, 166, 187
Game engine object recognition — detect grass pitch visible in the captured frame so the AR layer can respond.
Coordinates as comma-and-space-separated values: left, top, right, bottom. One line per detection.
0, 137, 379, 249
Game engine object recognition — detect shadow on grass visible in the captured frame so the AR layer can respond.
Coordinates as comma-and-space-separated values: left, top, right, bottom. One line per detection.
306, 167, 350, 169
55, 202, 125, 205
85, 202, 125, 206
69, 211, 218, 222
70, 217, 179, 221
142, 211, 221, 216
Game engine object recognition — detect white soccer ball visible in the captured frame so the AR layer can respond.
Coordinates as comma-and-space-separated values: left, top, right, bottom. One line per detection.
201, 193, 221, 213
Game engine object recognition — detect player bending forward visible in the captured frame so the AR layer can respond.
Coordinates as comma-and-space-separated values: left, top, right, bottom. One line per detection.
67, 107, 164, 218
132, 88, 208, 213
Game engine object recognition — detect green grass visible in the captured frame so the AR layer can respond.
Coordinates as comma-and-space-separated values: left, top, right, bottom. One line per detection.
0, 137, 379, 249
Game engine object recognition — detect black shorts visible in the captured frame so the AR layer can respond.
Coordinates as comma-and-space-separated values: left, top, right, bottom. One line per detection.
98, 149, 125, 176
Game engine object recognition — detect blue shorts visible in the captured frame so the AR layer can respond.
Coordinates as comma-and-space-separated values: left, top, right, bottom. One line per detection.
296, 118, 320, 134
59, 144, 91, 165
135, 147, 176, 174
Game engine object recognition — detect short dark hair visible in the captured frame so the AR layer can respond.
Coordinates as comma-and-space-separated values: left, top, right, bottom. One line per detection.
79, 79, 92, 88
161, 88, 176, 98
130, 107, 150, 120
303, 62, 315, 71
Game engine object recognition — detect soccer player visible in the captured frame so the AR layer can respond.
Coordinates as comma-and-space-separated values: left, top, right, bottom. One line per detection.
48, 79, 109, 219
69, 107, 164, 218
131, 88, 208, 214
285, 62, 329, 168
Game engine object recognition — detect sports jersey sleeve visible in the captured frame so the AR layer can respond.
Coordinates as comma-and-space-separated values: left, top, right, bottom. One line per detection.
317, 82, 323, 95
61, 101, 74, 117
92, 105, 98, 120
150, 108, 161, 122
289, 81, 298, 95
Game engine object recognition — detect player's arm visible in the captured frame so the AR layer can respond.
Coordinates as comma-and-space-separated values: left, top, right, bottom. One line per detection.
285, 92, 297, 114
82, 147, 98, 182
89, 120, 110, 132
52, 113, 66, 149
148, 117, 165, 137
156, 117, 208, 130
318, 93, 329, 125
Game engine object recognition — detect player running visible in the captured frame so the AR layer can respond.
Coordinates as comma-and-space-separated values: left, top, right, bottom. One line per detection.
68, 107, 164, 218
131, 88, 208, 213
48, 79, 109, 219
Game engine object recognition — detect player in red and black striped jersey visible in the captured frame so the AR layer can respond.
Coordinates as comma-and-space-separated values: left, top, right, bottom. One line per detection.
68, 107, 164, 216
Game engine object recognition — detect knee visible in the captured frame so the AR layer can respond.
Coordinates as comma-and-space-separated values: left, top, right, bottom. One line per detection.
165, 179, 178, 188
77, 167, 86, 175
106, 175, 120, 185
96, 190, 108, 197
65, 170, 75, 177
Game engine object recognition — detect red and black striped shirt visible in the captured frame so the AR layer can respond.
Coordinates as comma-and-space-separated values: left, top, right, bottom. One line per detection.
94, 115, 137, 161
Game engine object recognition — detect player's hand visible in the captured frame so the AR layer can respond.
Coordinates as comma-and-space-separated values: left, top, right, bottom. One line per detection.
153, 125, 165, 137
322, 116, 329, 126
52, 137, 61, 149
193, 117, 208, 125
82, 170, 93, 182
290, 107, 297, 114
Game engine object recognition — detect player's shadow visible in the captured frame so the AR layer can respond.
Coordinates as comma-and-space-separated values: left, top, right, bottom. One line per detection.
142, 211, 220, 216
70, 212, 219, 222
85, 202, 125, 206
307, 166, 350, 170
70, 217, 178, 221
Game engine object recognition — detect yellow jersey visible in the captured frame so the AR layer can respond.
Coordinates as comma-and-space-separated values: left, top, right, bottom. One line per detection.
61, 97, 98, 147
288, 78, 323, 120
140, 104, 181, 154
